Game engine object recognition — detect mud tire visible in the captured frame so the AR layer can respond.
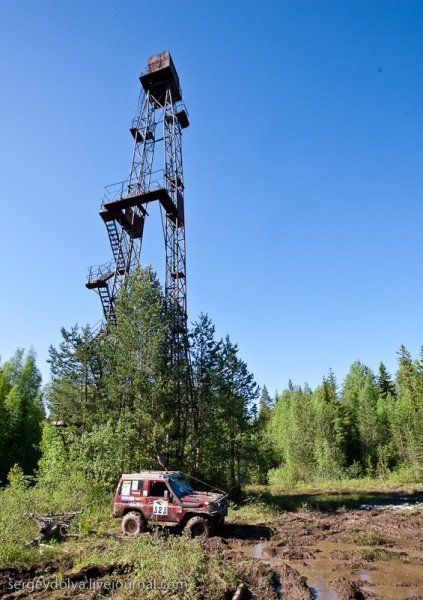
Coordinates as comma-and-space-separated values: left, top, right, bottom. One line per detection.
185, 516, 211, 539
122, 511, 147, 536
215, 516, 225, 533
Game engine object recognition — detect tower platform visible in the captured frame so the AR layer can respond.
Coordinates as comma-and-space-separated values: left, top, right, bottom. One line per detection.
102, 187, 178, 221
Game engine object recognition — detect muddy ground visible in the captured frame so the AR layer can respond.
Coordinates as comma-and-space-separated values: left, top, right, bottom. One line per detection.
1, 493, 423, 599
215, 501, 423, 599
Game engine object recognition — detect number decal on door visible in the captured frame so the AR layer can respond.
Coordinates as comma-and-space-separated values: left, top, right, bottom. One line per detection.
153, 499, 168, 515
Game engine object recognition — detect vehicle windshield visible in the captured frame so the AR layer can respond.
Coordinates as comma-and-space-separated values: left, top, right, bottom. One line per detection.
168, 475, 194, 498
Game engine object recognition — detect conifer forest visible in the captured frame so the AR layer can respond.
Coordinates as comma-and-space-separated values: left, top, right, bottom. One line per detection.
1, 267, 423, 494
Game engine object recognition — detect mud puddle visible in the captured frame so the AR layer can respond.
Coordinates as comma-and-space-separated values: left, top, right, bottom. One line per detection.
241, 540, 423, 598
291, 556, 423, 600
239, 542, 357, 599
223, 506, 423, 599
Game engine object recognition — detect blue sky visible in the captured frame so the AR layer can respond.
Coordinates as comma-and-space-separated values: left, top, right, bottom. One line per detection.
0, 0, 422, 395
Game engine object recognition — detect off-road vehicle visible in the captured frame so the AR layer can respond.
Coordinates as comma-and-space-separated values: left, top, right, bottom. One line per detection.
112, 471, 228, 538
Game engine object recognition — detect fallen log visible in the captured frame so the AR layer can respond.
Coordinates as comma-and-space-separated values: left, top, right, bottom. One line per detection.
25, 511, 82, 547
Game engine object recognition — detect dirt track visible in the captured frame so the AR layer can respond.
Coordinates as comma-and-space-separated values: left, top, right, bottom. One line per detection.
213, 504, 423, 599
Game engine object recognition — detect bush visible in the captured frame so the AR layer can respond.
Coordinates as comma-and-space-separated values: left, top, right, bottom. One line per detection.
0, 466, 43, 566
0, 460, 112, 568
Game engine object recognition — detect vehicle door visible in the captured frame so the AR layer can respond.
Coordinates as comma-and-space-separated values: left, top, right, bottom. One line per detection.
145, 480, 179, 522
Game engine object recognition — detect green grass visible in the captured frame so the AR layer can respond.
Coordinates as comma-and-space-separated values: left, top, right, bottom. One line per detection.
228, 497, 283, 524
264, 475, 423, 494
342, 529, 387, 546
60, 532, 236, 599
222, 478, 423, 527
241, 479, 423, 514
355, 546, 395, 561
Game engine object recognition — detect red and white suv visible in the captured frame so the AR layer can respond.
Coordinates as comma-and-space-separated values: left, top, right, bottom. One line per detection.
113, 471, 228, 538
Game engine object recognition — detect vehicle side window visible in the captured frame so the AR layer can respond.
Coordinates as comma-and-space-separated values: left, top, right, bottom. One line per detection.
131, 480, 143, 494
119, 480, 143, 496
149, 481, 168, 497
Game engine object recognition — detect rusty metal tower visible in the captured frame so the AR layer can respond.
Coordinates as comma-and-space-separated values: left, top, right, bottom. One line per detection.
86, 52, 191, 456
87, 51, 189, 326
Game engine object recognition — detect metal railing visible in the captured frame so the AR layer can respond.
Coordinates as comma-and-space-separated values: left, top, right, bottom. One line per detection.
102, 170, 166, 204
87, 261, 113, 283
175, 101, 189, 119
89, 320, 106, 339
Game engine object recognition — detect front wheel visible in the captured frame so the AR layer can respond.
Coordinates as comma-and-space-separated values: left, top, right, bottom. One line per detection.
215, 516, 225, 532
184, 516, 211, 539
122, 511, 147, 536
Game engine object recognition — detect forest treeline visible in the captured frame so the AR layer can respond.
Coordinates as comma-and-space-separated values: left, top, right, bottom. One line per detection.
0, 350, 44, 484
1, 267, 422, 497
268, 351, 423, 484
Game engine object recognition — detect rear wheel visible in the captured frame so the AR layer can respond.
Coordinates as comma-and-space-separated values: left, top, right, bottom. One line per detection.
185, 516, 211, 539
122, 511, 147, 536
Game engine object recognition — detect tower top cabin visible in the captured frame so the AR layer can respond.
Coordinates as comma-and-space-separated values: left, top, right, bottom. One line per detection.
140, 51, 182, 104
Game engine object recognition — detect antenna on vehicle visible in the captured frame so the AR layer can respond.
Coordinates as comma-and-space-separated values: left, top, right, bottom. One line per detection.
157, 455, 168, 473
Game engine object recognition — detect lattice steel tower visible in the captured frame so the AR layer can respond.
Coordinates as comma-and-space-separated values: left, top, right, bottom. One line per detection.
86, 52, 191, 413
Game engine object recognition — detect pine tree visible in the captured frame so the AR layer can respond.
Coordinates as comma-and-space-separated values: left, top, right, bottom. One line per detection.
357, 378, 380, 472
189, 313, 221, 476
46, 325, 102, 427
396, 345, 417, 398
105, 267, 174, 468
258, 385, 273, 426
215, 336, 258, 500
377, 362, 397, 399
